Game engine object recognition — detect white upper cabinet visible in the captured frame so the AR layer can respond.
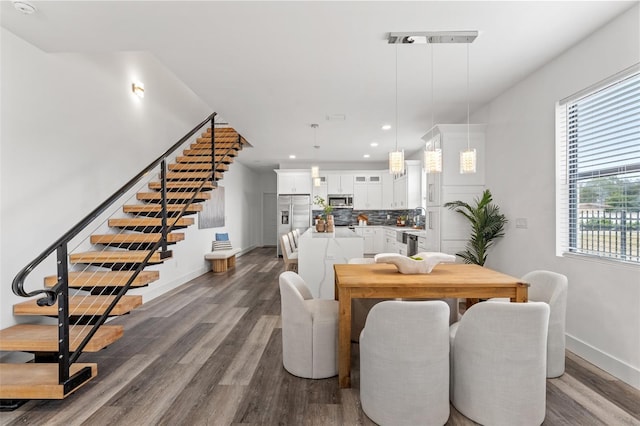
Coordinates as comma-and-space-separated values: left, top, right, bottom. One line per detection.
327, 173, 354, 194
276, 170, 312, 194
391, 160, 422, 209
381, 172, 394, 209
353, 173, 383, 209
421, 124, 486, 256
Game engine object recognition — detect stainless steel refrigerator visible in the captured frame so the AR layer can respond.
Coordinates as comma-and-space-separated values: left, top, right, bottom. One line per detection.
277, 194, 311, 257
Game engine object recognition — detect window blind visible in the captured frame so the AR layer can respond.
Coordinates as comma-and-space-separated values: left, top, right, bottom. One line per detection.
556, 64, 640, 263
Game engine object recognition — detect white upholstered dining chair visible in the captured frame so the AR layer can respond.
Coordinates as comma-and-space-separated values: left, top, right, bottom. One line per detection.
280, 234, 298, 272
279, 271, 338, 379
449, 301, 550, 426
360, 300, 450, 426
490, 270, 568, 377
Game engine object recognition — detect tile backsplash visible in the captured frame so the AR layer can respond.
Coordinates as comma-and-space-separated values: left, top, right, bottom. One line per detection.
312, 208, 425, 227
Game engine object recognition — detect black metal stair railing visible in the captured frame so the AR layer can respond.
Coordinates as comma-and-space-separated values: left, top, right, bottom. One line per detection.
10, 112, 245, 391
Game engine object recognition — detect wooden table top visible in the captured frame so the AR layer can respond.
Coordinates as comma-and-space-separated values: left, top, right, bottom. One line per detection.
334, 263, 528, 288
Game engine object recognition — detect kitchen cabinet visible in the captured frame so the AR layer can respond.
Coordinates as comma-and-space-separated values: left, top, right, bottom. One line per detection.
353, 173, 382, 209
421, 124, 486, 255
354, 226, 384, 254
276, 170, 312, 194
382, 227, 407, 254
327, 174, 354, 195
383, 229, 396, 253
381, 172, 394, 209
391, 160, 422, 209
424, 207, 441, 252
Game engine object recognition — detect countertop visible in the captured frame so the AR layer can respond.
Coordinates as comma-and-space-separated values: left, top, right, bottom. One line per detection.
349, 225, 426, 238
301, 227, 361, 239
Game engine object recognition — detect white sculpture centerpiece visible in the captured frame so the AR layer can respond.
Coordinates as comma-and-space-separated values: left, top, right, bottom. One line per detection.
374, 252, 456, 274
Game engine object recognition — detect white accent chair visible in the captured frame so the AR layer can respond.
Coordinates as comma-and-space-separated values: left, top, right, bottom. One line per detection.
279, 271, 338, 379
450, 301, 550, 426
490, 270, 568, 377
360, 300, 450, 426
280, 234, 298, 272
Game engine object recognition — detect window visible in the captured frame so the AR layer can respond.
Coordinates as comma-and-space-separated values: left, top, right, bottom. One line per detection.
557, 65, 640, 264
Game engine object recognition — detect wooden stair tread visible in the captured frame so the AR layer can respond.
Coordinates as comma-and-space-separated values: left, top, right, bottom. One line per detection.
192, 141, 242, 149
168, 163, 229, 172
123, 204, 202, 214
148, 181, 215, 191
44, 271, 159, 288
0, 324, 123, 352
136, 191, 210, 201
13, 295, 143, 316
176, 155, 233, 164
69, 250, 170, 264
0, 363, 97, 399
206, 127, 237, 134
166, 171, 223, 180
90, 233, 185, 245
108, 217, 194, 227
183, 149, 237, 157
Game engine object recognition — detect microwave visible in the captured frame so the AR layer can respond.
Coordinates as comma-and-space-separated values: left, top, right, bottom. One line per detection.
328, 195, 353, 208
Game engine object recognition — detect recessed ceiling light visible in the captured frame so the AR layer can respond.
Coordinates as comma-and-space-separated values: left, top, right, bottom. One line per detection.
370, 142, 379, 147
363, 154, 370, 158
289, 155, 296, 159
381, 124, 391, 131
13, 1, 36, 14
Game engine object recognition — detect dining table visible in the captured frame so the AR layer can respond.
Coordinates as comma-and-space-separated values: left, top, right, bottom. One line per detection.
333, 262, 529, 388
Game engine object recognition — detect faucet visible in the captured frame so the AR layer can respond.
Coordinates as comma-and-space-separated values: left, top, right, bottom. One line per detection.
414, 207, 427, 228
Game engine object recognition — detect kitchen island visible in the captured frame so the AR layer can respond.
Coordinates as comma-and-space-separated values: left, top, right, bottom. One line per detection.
298, 227, 364, 299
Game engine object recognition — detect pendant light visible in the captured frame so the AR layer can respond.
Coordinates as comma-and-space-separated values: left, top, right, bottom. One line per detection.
389, 43, 405, 176
310, 124, 322, 186
460, 43, 476, 174
424, 42, 442, 173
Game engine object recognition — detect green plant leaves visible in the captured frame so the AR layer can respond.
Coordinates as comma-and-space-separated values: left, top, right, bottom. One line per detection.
443, 189, 508, 266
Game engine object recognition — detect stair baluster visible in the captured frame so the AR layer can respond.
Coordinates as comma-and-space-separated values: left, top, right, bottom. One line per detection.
56, 244, 70, 383
160, 159, 168, 253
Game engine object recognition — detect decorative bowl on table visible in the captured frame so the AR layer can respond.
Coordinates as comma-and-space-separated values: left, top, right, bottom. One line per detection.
373, 252, 457, 274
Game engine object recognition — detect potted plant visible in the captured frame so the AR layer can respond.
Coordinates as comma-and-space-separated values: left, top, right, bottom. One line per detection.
444, 189, 507, 266
313, 196, 333, 232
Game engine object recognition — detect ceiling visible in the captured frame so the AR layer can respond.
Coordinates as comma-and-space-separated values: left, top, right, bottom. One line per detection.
2, 1, 636, 172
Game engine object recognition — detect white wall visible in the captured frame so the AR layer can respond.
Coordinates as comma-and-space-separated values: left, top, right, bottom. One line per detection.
0, 28, 263, 329
482, 6, 640, 389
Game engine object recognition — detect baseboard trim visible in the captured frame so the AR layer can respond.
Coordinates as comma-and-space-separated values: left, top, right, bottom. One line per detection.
135, 267, 209, 304
566, 333, 640, 390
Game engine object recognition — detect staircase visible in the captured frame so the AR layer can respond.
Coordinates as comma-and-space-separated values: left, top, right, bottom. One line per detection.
0, 114, 250, 409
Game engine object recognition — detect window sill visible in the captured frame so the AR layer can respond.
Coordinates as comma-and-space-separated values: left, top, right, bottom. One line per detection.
560, 252, 640, 271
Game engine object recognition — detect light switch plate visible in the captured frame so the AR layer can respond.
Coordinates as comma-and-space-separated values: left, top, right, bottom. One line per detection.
515, 218, 528, 229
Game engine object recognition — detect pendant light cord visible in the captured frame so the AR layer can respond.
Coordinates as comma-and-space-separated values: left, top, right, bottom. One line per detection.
430, 43, 434, 144
395, 43, 399, 151
467, 43, 470, 150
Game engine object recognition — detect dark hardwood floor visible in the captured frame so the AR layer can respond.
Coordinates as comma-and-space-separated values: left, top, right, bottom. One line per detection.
2, 247, 639, 425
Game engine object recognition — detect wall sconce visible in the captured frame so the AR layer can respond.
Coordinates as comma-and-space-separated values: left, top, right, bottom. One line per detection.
131, 81, 145, 98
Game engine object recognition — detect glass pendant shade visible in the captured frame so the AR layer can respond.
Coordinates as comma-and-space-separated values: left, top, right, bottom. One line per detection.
424, 149, 442, 173
311, 166, 319, 178
389, 150, 405, 175
459, 148, 477, 174
313, 176, 322, 187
